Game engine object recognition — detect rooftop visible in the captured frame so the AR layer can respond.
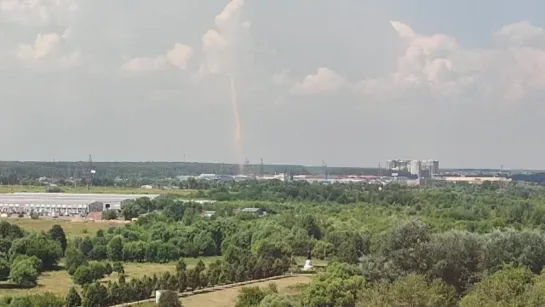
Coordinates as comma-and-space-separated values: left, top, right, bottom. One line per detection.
0, 192, 160, 206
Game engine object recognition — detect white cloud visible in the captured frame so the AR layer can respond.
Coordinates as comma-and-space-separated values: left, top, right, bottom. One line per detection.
122, 56, 166, 73
165, 43, 193, 69
201, 29, 228, 73
290, 67, 346, 95
122, 43, 194, 73
356, 21, 545, 103
0, 0, 78, 26
201, 0, 247, 74
493, 21, 545, 47
17, 32, 60, 60
13, 31, 81, 70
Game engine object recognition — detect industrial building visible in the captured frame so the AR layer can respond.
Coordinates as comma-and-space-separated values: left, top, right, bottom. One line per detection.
386, 159, 440, 178
442, 176, 512, 184
0, 193, 159, 216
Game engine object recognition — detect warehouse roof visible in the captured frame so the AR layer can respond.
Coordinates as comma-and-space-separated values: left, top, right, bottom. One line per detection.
0, 192, 159, 206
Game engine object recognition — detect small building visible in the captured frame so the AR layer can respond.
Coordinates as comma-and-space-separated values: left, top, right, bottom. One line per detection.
240, 207, 267, 217
87, 201, 104, 212
200, 211, 216, 218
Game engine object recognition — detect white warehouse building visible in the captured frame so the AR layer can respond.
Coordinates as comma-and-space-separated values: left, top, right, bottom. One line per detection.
0, 193, 159, 215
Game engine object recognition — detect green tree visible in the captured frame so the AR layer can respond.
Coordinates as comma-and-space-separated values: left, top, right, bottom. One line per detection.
9, 258, 39, 287
105, 262, 113, 276
460, 267, 533, 307
312, 240, 335, 260
81, 282, 108, 307
300, 262, 364, 307
65, 247, 88, 275
107, 235, 124, 261
0, 258, 10, 281
65, 287, 82, 307
176, 258, 187, 273
113, 261, 125, 274
235, 286, 267, 307
158, 290, 182, 307
48, 225, 67, 254
163, 202, 185, 221
72, 266, 96, 285
259, 294, 294, 307
299, 214, 322, 239
9, 232, 62, 270
101, 210, 118, 220
358, 274, 457, 307
9, 292, 64, 307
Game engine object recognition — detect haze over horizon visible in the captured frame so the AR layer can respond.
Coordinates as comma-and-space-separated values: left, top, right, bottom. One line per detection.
2, 0, 545, 169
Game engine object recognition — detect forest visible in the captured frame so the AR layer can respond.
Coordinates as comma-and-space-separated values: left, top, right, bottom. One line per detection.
2, 180, 545, 305
0, 161, 389, 186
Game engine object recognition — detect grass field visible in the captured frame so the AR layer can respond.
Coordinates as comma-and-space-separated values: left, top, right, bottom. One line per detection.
138, 275, 312, 307
0, 257, 222, 298
0, 185, 196, 196
0, 217, 125, 238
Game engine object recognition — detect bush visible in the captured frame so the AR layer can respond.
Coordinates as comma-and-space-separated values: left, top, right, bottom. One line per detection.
9, 292, 64, 307
9, 233, 62, 270
65, 287, 82, 307
0, 258, 10, 281
88, 262, 107, 280
45, 186, 64, 193
102, 210, 118, 220
9, 258, 39, 287
113, 262, 125, 274
158, 290, 182, 307
73, 266, 96, 285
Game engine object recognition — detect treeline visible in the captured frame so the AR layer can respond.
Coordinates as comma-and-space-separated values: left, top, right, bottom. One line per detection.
0, 161, 311, 185
0, 222, 65, 288
0, 161, 391, 186
0, 254, 290, 307
295, 219, 545, 306
232, 218, 545, 306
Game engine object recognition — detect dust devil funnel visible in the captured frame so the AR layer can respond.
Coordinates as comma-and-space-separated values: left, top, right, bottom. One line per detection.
229, 74, 244, 174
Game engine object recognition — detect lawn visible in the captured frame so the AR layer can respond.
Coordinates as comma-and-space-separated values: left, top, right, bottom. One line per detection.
0, 185, 196, 196
139, 275, 313, 307
0, 257, 222, 298
0, 217, 124, 239
181, 275, 312, 307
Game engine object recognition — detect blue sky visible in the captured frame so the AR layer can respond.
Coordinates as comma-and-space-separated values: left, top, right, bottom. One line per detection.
1, 0, 545, 169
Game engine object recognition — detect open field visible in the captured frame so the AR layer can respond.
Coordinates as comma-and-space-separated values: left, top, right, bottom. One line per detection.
137, 275, 312, 307
0, 257, 222, 298
181, 275, 311, 307
0, 217, 125, 238
0, 185, 196, 196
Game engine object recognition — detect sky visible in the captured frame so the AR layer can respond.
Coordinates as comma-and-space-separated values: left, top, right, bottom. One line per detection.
2, 0, 545, 169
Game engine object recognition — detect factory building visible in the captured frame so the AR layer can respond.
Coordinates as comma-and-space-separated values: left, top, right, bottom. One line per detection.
0, 193, 159, 216
410, 160, 421, 176
387, 159, 440, 178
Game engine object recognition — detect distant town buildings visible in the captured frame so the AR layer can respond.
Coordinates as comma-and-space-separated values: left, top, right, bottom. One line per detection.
386, 159, 440, 178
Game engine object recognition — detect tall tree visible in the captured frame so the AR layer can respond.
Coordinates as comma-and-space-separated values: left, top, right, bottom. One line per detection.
48, 225, 67, 254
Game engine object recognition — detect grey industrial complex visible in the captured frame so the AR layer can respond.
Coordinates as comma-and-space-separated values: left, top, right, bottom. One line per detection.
0, 193, 159, 216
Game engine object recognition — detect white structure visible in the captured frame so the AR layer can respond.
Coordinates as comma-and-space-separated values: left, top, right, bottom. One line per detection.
410, 160, 421, 176
0, 193, 159, 215
388, 159, 439, 178
422, 160, 440, 177
155, 290, 163, 303
385, 159, 411, 172
303, 249, 313, 271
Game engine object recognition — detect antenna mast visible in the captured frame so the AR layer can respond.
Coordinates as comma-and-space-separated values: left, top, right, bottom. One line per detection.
87, 154, 95, 191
